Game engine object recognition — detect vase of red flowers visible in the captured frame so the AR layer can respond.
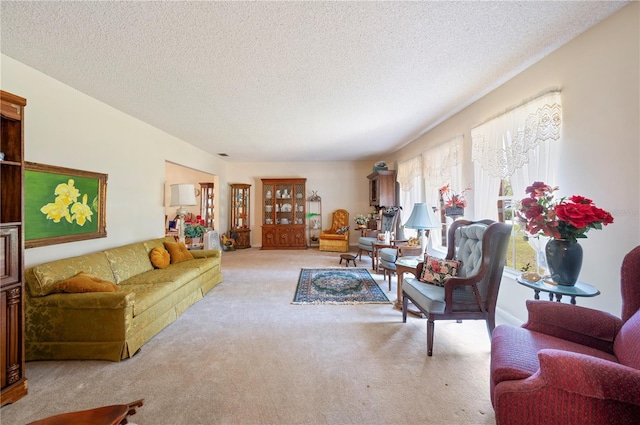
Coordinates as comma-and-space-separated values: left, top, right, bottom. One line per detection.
517, 182, 613, 286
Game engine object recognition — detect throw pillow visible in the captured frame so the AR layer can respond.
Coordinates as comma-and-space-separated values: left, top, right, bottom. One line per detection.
419, 256, 461, 287
150, 247, 171, 269
336, 226, 350, 235
163, 241, 194, 264
54, 272, 119, 293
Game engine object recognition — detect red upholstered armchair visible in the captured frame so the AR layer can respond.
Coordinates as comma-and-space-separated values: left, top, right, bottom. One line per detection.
490, 246, 640, 425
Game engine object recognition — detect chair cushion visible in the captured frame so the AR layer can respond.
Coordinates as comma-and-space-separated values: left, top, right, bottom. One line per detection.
613, 310, 640, 369
358, 237, 377, 251
491, 325, 620, 385
419, 256, 460, 286
379, 248, 398, 263
402, 278, 446, 314
455, 223, 487, 278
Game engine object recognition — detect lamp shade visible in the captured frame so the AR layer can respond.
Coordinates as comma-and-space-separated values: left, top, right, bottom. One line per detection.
169, 184, 197, 207
404, 203, 441, 230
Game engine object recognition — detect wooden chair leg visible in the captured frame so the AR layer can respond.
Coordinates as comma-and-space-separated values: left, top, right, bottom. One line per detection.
427, 319, 435, 356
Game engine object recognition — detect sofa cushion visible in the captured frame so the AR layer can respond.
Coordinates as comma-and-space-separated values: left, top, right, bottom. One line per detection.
419, 256, 460, 286
29, 252, 115, 297
104, 243, 154, 284
164, 241, 194, 264
54, 272, 119, 293
335, 226, 349, 235
613, 310, 640, 369
150, 247, 171, 269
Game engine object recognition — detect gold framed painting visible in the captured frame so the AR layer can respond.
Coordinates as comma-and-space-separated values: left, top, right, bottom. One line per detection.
24, 162, 107, 248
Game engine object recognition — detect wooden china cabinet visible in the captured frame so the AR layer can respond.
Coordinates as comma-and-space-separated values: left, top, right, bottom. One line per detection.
368, 170, 397, 209
1, 90, 28, 405
261, 178, 306, 249
199, 182, 215, 230
229, 183, 251, 249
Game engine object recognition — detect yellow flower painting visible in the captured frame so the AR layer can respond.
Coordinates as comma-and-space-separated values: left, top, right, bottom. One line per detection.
25, 163, 107, 248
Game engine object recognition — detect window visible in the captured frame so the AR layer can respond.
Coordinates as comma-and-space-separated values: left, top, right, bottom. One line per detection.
422, 135, 464, 250
472, 91, 562, 271
497, 178, 538, 272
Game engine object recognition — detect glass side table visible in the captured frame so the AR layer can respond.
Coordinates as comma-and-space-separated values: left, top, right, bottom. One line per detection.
516, 275, 600, 305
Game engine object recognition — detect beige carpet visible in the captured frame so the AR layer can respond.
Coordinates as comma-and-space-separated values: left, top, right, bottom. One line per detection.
1, 248, 497, 425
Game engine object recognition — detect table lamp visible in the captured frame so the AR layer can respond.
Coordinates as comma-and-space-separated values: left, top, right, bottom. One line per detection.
403, 203, 442, 257
169, 183, 197, 243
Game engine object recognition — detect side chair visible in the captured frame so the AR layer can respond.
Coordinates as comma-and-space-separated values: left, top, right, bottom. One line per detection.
357, 206, 401, 269
319, 209, 349, 252
402, 219, 512, 356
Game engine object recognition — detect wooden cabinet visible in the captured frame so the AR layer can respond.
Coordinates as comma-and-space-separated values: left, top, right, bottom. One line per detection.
261, 178, 306, 249
368, 170, 397, 209
199, 182, 215, 230
229, 183, 251, 249
1, 90, 27, 406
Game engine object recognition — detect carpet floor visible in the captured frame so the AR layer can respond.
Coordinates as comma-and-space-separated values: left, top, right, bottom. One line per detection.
1, 247, 498, 425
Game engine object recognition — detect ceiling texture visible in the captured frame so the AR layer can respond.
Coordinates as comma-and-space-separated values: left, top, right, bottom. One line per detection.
0, 1, 629, 162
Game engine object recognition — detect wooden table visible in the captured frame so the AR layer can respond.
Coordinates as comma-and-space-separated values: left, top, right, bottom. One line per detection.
371, 241, 392, 271
516, 276, 600, 305
28, 399, 144, 425
394, 256, 421, 315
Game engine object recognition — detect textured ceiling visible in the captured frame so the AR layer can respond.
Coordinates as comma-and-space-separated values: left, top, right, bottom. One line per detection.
0, 1, 629, 162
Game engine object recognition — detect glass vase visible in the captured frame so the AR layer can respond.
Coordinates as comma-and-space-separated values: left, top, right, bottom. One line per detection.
545, 239, 583, 286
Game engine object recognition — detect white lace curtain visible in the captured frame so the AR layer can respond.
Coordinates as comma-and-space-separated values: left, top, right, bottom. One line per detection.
422, 135, 464, 209
397, 155, 423, 235
471, 91, 562, 219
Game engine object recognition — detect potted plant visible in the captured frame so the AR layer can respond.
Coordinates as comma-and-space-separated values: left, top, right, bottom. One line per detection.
184, 223, 207, 246
440, 184, 471, 217
354, 214, 368, 229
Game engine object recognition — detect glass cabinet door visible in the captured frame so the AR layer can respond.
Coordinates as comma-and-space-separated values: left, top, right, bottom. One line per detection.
200, 182, 214, 229
230, 184, 250, 230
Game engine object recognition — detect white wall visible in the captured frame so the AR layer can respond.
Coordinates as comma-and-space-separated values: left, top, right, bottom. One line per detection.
1, 55, 230, 267
387, 3, 639, 321
226, 160, 376, 247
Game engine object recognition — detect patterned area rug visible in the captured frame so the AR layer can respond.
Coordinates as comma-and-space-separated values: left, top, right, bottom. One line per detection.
292, 268, 390, 304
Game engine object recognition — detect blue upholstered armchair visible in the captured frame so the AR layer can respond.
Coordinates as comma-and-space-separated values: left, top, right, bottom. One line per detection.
402, 219, 512, 356
357, 207, 401, 269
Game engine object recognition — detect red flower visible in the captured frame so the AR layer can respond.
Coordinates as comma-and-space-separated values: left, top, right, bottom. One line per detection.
517, 182, 613, 243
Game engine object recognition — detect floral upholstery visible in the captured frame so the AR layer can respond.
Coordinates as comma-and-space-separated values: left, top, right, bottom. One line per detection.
490, 245, 640, 425
24, 237, 223, 361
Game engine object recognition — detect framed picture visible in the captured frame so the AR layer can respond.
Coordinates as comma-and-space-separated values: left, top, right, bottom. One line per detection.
24, 162, 107, 248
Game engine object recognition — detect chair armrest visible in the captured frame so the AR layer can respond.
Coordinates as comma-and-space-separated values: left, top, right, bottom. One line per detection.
494, 349, 640, 423
538, 349, 640, 404
523, 300, 622, 353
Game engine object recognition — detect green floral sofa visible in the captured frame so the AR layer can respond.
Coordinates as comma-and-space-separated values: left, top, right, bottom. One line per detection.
23, 237, 222, 361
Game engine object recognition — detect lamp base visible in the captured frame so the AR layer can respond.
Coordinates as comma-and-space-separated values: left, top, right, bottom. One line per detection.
418, 229, 427, 258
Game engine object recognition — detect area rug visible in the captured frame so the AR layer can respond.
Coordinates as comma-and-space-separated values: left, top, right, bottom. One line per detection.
292, 268, 390, 304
